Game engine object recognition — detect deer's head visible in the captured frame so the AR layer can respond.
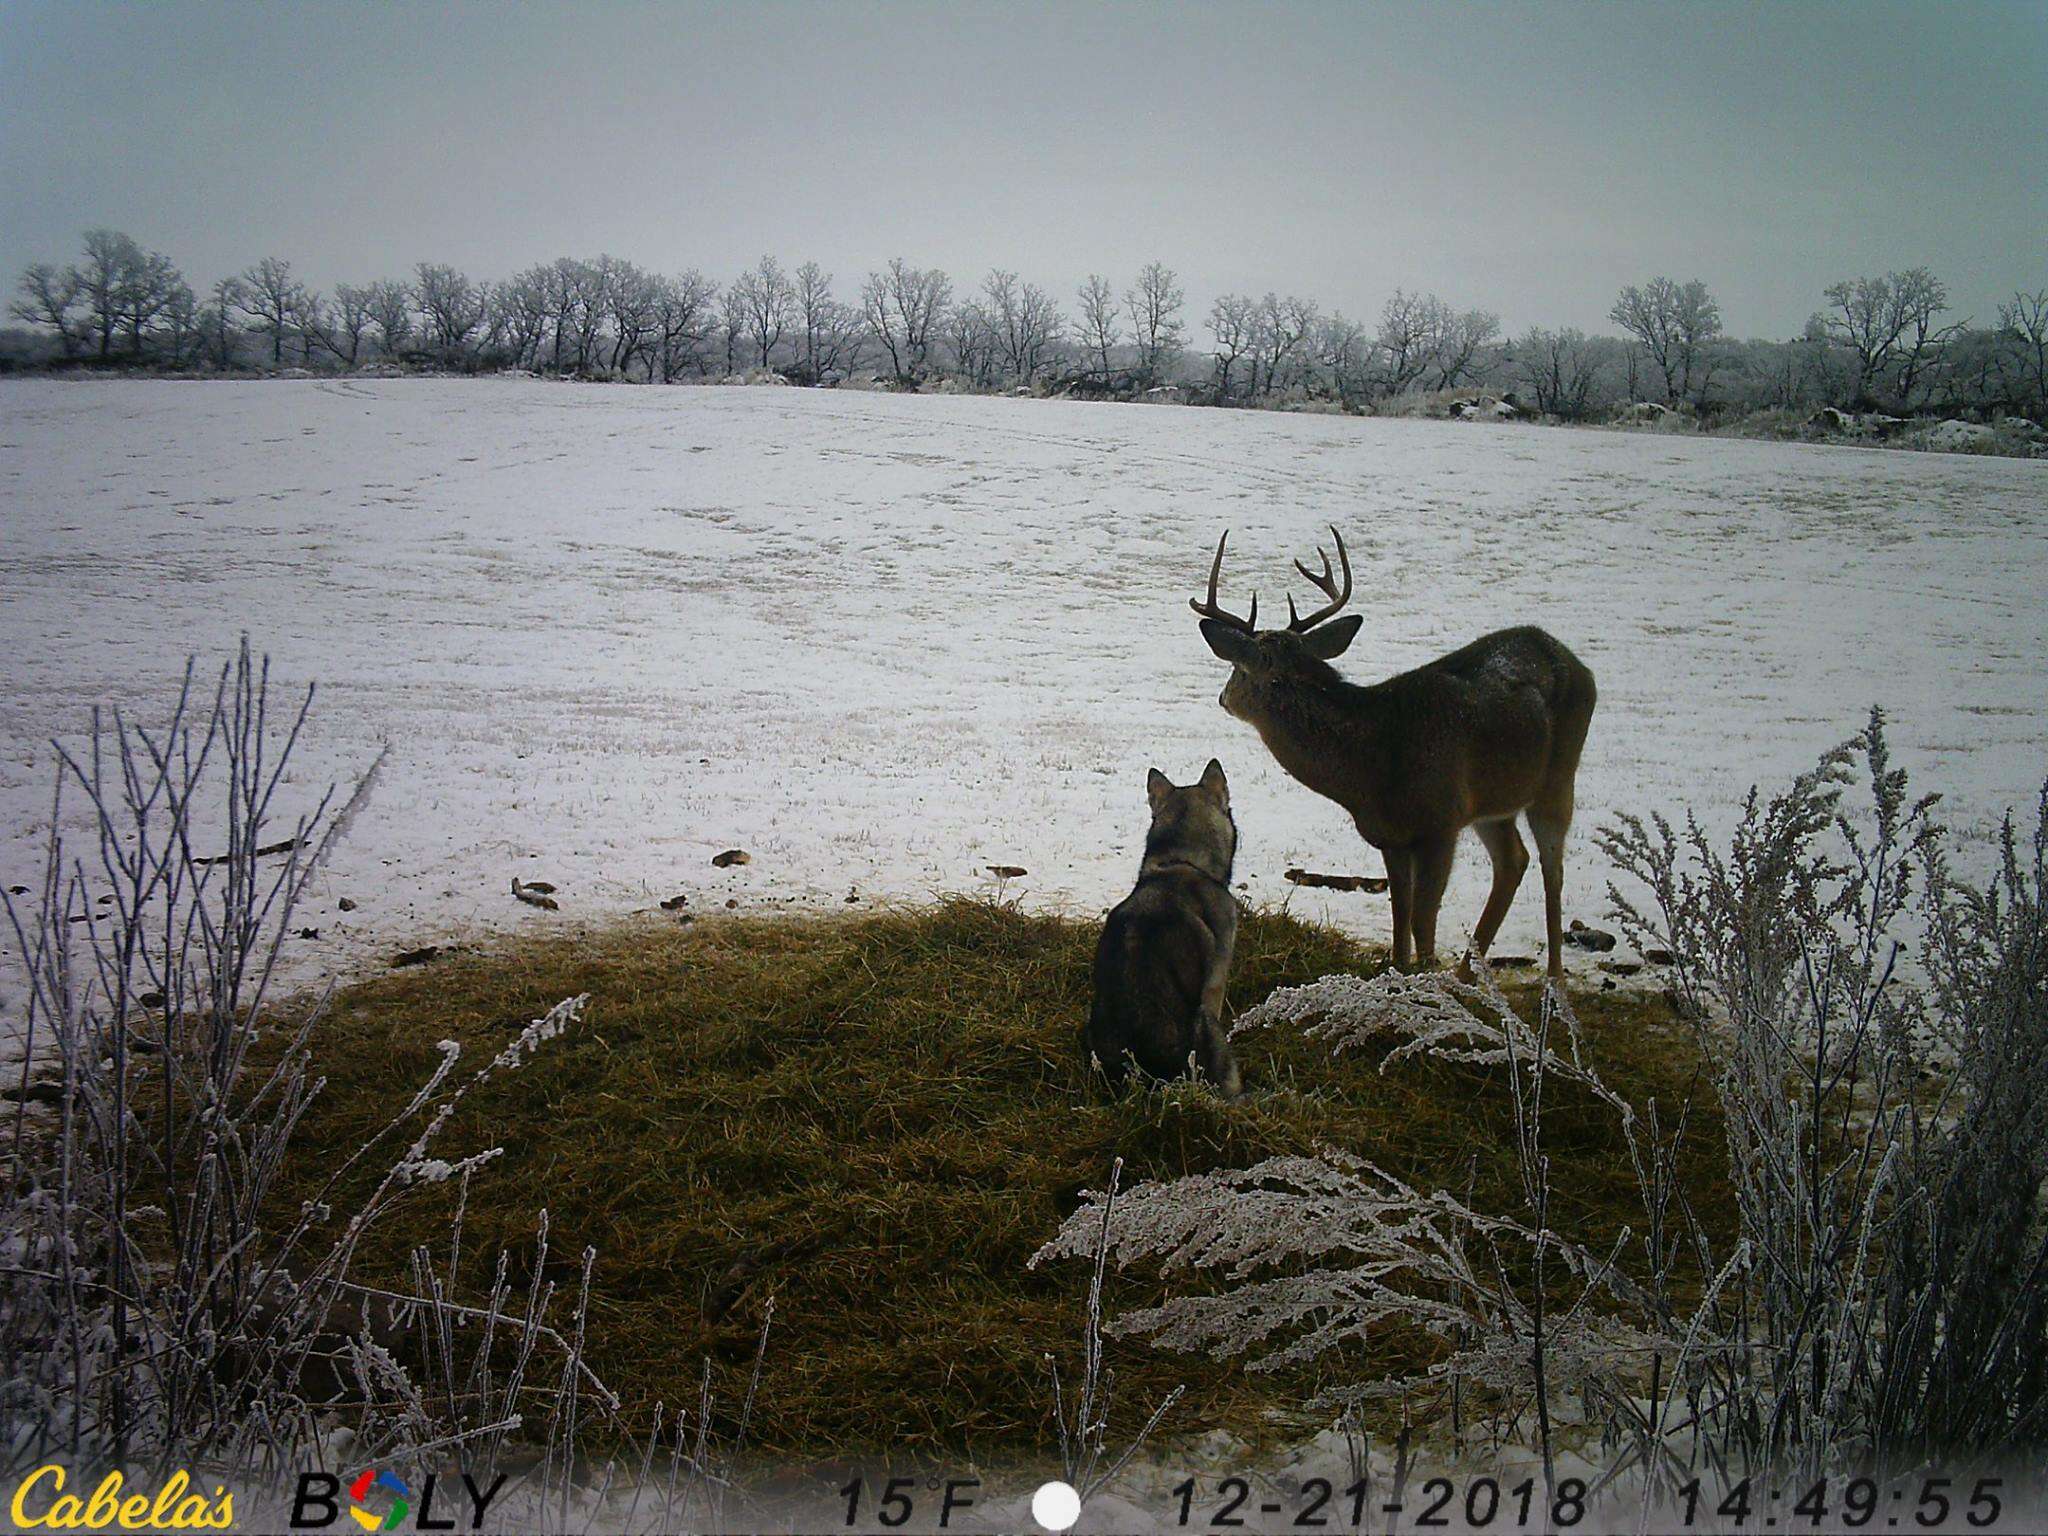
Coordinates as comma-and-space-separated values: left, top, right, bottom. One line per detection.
1190, 526, 1362, 723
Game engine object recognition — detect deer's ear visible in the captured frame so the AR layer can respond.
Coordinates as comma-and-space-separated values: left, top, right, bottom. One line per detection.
1300, 614, 1363, 659
1199, 758, 1228, 803
1147, 768, 1173, 808
1199, 619, 1257, 664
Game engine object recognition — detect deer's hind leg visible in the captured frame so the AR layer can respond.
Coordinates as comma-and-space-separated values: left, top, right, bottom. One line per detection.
1469, 817, 1530, 964
1526, 788, 1575, 982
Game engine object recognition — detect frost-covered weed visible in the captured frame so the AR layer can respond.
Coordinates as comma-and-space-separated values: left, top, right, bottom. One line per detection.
1037, 1158, 1185, 1506
1604, 710, 2048, 1476
0, 642, 645, 1530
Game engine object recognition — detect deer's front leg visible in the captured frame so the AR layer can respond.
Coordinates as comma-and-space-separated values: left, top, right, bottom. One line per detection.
1409, 833, 1459, 967
1380, 844, 1416, 970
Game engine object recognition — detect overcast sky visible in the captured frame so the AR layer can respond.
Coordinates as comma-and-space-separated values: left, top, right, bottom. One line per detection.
2, 0, 2042, 341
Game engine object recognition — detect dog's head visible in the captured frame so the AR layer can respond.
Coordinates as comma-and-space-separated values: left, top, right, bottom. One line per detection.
1144, 758, 1236, 878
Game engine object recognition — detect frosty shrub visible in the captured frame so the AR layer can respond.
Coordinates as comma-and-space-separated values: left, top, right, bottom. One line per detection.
1039, 1158, 1184, 1505
0, 642, 640, 1525
1603, 709, 2048, 1475
1036, 970, 1691, 1504
1039, 710, 2048, 1496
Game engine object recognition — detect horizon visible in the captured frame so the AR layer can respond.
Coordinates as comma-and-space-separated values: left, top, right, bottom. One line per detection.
2, 0, 2043, 344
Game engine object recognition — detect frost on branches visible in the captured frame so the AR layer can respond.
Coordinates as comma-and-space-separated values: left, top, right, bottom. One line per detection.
1034, 1148, 1664, 1408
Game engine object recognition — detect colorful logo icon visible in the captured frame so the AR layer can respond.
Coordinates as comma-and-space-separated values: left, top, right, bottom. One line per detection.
348, 1469, 411, 1531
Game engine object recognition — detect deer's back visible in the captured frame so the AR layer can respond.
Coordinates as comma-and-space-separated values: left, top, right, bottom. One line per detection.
1410, 626, 1592, 711
1353, 627, 1595, 837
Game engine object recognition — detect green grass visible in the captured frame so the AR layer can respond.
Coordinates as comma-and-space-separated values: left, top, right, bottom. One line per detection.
282, 899, 1726, 1462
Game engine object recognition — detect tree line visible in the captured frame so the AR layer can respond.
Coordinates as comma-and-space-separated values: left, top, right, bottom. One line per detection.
9, 228, 2045, 421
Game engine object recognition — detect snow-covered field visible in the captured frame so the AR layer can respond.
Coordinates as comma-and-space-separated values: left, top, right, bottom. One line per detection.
2, 378, 2044, 1005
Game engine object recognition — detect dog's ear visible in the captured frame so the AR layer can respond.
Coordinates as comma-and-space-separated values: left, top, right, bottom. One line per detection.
1200, 618, 1257, 665
1299, 613, 1363, 659
1199, 757, 1229, 804
1147, 767, 1173, 808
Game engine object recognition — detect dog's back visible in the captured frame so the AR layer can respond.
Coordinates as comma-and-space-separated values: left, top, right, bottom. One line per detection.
1082, 761, 1242, 1097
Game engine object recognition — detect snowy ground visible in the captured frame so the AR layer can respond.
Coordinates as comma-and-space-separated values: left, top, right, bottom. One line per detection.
2, 378, 2044, 1015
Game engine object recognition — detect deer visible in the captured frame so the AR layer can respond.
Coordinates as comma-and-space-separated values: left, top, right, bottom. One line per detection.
1190, 526, 1596, 981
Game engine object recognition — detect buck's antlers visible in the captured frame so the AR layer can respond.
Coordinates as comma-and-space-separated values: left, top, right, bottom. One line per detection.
1196, 524, 1351, 630
1286, 525, 1353, 632
1190, 529, 1258, 633
1190, 526, 1355, 637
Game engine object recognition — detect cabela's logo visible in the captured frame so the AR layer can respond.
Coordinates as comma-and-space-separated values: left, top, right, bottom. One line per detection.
8, 1466, 234, 1531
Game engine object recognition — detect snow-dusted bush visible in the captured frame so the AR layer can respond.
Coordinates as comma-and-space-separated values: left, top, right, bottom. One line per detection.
1041, 712, 2048, 1500
1605, 711, 2048, 1474
1035, 970, 1688, 1505
1039, 1158, 1184, 1505
0, 642, 632, 1522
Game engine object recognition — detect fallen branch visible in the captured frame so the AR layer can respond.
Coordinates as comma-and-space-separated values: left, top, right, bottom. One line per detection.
1284, 866, 1389, 894
193, 835, 303, 866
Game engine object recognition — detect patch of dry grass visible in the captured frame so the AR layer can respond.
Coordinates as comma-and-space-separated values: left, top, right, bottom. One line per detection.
279, 900, 1725, 1461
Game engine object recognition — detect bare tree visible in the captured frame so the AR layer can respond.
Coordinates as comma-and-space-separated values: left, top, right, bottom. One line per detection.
490, 270, 550, 369
654, 269, 719, 382
819, 301, 868, 382
49, 230, 182, 361
1077, 273, 1120, 377
982, 270, 1064, 385
201, 277, 244, 369
1610, 276, 1723, 404
947, 299, 999, 388
289, 288, 330, 366
1248, 293, 1318, 397
1018, 282, 1066, 383
597, 256, 659, 376
364, 279, 414, 357
719, 283, 748, 376
497, 257, 601, 375
815, 299, 867, 382
158, 282, 204, 370
1374, 289, 1444, 396
1312, 311, 1375, 407
1517, 326, 1602, 419
861, 257, 951, 385
732, 254, 794, 369
114, 248, 185, 356
1806, 267, 1959, 409
314, 283, 375, 367
782, 262, 863, 385
1930, 326, 2009, 416
1997, 289, 2048, 412
792, 261, 834, 383
1428, 305, 1502, 391
1125, 261, 1185, 387
69, 229, 144, 359
239, 256, 305, 366
542, 257, 605, 373
1208, 293, 1258, 400
10, 263, 80, 355
982, 270, 1023, 384
415, 262, 487, 365
530, 261, 567, 372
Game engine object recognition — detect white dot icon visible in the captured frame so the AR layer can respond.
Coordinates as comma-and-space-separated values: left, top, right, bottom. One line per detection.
1032, 1479, 1082, 1532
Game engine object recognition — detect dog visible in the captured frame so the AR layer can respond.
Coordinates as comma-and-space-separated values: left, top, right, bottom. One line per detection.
1082, 759, 1243, 1097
